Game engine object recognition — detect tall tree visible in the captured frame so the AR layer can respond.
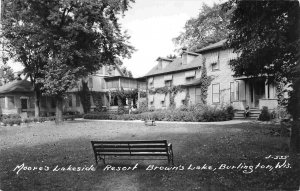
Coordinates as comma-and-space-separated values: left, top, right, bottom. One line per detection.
225, 1, 300, 153
173, 3, 230, 51
2, 0, 135, 122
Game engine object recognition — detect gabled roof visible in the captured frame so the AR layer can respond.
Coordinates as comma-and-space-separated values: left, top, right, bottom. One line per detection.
196, 39, 227, 53
144, 55, 203, 77
0, 80, 33, 94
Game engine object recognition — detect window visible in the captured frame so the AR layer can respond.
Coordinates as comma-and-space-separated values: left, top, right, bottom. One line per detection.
0, 97, 5, 108
165, 80, 172, 87
148, 77, 154, 88
76, 95, 81, 107
161, 100, 166, 107
41, 97, 47, 108
29, 97, 35, 108
195, 88, 201, 103
212, 62, 219, 71
230, 82, 234, 102
68, 95, 73, 107
51, 97, 56, 108
7, 96, 15, 109
186, 77, 195, 83
212, 84, 220, 103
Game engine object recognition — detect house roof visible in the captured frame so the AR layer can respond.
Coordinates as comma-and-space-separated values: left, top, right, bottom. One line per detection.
196, 39, 227, 53
0, 80, 34, 94
144, 55, 203, 77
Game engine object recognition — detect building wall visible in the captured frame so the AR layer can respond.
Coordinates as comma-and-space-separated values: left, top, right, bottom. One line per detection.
147, 68, 201, 109
204, 48, 238, 107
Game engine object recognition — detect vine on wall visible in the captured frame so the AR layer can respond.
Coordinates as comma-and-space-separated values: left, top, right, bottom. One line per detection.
199, 60, 213, 104
148, 85, 184, 107
110, 88, 139, 113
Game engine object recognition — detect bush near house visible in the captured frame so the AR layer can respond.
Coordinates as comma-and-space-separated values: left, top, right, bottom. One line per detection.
258, 106, 272, 121
83, 104, 234, 122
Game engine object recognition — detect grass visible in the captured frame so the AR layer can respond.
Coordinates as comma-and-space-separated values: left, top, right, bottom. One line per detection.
0, 120, 299, 191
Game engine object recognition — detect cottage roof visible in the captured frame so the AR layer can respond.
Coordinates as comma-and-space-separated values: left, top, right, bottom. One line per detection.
196, 39, 227, 53
144, 55, 203, 77
0, 80, 33, 94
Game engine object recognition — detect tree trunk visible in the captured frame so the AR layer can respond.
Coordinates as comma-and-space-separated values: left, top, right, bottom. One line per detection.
55, 96, 63, 124
34, 91, 40, 117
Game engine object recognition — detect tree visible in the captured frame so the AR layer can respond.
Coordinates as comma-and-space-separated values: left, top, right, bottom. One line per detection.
120, 66, 133, 77
173, 3, 230, 51
2, 0, 135, 123
0, 65, 15, 84
225, 1, 300, 153
166, 54, 177, 59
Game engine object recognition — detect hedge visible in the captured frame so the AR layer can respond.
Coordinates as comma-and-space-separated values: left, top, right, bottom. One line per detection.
83, 105, 235, 122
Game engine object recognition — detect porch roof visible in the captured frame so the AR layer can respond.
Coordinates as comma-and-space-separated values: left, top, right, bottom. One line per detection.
0, 80, 34, 94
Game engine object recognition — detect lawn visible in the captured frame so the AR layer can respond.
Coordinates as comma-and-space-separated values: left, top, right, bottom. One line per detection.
0, 120, 299, 191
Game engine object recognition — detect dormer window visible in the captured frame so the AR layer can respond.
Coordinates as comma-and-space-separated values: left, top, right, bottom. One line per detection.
212, 62, 219, 71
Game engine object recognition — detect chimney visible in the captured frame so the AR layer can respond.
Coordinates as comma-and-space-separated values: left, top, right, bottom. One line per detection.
181, 47, 199, 65
156, 57, 173, 69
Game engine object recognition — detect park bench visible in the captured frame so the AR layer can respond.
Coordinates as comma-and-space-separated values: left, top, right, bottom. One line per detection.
91, 140, 174, 165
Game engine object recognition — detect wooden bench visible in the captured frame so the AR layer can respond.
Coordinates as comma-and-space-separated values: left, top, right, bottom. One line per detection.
91, 140, 174, 165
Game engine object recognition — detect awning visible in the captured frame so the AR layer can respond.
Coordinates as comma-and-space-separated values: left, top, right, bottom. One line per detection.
148, 77, 154, 83
164, 75, 173, 81
185, 71, 195, 78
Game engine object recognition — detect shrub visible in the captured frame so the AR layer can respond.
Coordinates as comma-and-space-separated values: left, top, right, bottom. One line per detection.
258, 106, 271, 121
3, 118, 22, 126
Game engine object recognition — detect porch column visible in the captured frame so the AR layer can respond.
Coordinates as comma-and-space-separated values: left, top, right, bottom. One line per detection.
265, 78, 269, 99
137, 91, 141, 109
108, 92, 111, 109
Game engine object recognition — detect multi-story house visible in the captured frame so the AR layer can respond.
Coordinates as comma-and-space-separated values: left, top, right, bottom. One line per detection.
196, 40, 278, 111
144, 49, 204, 109
143, 39, 278, 115
0, 65, 146, 117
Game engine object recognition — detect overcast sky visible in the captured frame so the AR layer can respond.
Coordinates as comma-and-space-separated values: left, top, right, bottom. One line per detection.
9, 0, 226, 77
120, 0, 226, 77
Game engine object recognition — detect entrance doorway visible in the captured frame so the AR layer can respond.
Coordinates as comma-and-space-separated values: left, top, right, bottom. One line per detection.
250, 80, 265, 108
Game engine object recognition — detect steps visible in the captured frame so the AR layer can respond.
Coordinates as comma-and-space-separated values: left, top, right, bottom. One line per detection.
234, 108, 261, 120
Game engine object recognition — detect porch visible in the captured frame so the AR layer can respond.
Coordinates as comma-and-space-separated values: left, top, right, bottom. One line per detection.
231, 77, 278, 111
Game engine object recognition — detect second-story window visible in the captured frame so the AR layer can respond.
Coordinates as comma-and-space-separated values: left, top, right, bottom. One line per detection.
186, 77, 195, 83
165, 80, 172, 87
212, 62, 219, 71
148, 77, 154, 88
164, 74, 173, 87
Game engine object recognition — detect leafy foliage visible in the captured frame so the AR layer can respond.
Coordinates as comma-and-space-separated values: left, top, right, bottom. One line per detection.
2, 0, 135, 121
78, 80, 91, 114
0, 65, 15, 84
226, 1, 300, 152
173, 3, 230, 51
120, 66, 133, 77
199, 60, 213, 104
226, 1, 299, 81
